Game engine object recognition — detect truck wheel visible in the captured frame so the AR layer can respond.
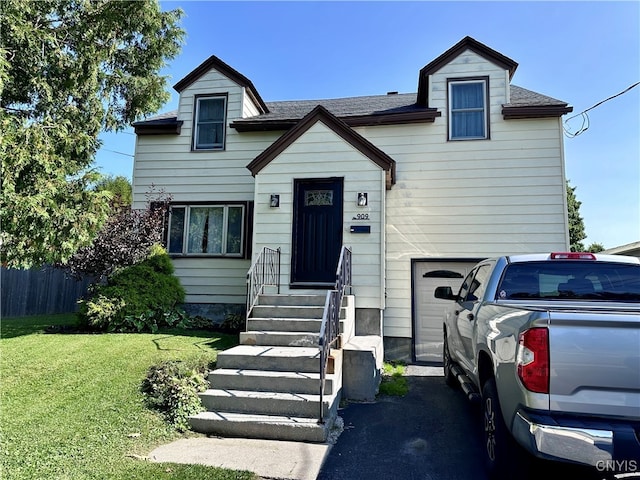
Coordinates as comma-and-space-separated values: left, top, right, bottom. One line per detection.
482, 378, 522, 480
443, 333, 457, 388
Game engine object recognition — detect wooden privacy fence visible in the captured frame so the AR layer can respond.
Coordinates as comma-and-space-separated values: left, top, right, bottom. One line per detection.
1, 266, 94, 318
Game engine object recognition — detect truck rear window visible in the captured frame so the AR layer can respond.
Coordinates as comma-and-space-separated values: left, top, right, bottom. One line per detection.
497, 261, 640, 301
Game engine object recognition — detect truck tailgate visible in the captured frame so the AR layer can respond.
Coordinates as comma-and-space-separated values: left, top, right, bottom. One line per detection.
549, 310, 640, 418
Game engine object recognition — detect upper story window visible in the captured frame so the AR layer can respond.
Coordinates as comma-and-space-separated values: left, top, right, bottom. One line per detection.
448, 78, 488, 140
168, 204, 245, 257
193, 95, 227, 150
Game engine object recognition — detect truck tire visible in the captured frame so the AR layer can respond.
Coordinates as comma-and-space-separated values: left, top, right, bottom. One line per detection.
482, 378, 527, 480
443, 332, 457, 388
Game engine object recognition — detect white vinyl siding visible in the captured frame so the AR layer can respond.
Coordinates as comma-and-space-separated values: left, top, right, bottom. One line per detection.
173, 258, 250, 305
253, 121, 386, 310
242, 89, 262, 118
357, 120, 567, 338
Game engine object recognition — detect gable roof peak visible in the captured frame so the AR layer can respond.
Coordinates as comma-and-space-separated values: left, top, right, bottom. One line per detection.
173, 54, 269, 114
247, 104, 396, 188
416, 36, 519, 107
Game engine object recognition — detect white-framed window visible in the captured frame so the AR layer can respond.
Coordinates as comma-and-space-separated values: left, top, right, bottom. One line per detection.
168, 204, 245, 256
193, 95, 227, 150
448, 79, 488, 140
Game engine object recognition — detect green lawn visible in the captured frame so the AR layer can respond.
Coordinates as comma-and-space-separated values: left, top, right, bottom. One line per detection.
0, 314, 257, 480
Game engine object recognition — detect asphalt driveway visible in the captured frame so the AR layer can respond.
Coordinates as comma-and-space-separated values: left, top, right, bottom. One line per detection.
317, 365, 487, 480
317, 365, 606, 480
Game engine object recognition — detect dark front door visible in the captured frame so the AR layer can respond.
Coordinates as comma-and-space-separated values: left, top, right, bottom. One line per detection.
291, 178, 343, 286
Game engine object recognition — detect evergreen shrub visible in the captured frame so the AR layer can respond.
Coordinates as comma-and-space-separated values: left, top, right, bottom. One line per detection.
78, 245, 186, 332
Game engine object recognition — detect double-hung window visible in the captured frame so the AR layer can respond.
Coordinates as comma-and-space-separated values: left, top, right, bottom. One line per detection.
168, 204, 245, 256
448, 79, 488, 140
193, 95, 227, 150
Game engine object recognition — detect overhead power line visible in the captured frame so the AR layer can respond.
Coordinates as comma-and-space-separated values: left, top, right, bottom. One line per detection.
101, 148, 134, 158
564, 81, 640, 138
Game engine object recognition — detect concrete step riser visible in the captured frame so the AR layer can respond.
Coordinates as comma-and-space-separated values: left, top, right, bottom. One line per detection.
240, 331, 319, 347
246, 319, 344, 334
251, 306, 326, 319
208, 372, 333, 395
258, 294, 327, 307
199, 392, 332, 418
216, 353, 320, 373
188, 415, 329, 443
247, 318, 323, 332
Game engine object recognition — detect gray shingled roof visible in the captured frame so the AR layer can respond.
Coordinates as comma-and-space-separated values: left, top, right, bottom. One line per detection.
135, 85, 568, 125
253, 92, 423, 121
132, 109, 179, 125
507, 85, 568, 107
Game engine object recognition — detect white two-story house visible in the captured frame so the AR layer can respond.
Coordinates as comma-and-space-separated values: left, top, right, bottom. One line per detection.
132, 36, 572, 363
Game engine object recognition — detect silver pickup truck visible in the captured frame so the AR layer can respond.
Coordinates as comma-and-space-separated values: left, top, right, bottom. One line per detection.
434, 252, 640, 480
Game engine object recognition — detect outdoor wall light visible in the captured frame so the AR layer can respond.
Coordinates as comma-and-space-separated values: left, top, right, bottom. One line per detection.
357, 192, 368, 207
270, 194, 280, 208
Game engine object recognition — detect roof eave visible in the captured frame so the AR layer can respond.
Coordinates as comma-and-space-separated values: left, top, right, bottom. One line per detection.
345, 109, 441, 127
173, 55, 269, 114
417, 36, 519, 106
502, 105, 573, 119
231, 109, 441, 132
133, 120, 183, 135
231, 120, 297, 132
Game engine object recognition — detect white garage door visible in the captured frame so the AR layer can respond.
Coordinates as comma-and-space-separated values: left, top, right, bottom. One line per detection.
413, 260, 479, 363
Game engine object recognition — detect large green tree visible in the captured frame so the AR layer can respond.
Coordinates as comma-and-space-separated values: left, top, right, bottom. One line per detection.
567, 180, 587, 252
93, 175, 133, 208
0, 0, 183, 268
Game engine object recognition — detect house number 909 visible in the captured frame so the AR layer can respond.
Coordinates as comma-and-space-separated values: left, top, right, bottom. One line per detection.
354, 213, 369, 220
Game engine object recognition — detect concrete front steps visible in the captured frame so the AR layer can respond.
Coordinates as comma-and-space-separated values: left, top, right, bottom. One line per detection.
189, 293, 352, 443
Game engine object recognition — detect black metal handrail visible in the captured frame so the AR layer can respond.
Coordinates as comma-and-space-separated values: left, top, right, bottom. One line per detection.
246, 247, 281, 321
335, 245, 352, 299
318, 246, 352, 424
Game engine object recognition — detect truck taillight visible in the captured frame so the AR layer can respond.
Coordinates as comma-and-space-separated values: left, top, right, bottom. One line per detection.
517, 328, 549, 394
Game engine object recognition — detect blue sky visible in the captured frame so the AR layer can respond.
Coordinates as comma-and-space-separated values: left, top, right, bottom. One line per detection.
96, 1, 640, 250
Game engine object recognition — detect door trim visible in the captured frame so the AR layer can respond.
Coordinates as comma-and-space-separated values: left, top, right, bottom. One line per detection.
290, 177, 344, 288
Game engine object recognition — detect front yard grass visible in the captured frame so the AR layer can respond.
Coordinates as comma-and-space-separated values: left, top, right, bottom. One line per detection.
0, 314, 257, 480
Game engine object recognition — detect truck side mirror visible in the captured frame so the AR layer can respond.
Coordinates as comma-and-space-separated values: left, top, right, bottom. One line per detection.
434, 286, 456, 300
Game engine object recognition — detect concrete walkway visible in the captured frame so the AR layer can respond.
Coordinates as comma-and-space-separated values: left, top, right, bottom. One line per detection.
149, 365, 443, 480
149, 436, 332, 480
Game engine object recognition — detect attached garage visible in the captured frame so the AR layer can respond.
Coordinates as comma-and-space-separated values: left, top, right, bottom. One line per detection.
411, 259, 484, 363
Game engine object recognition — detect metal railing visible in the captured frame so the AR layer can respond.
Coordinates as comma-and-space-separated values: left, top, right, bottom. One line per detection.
246, 247, 281, 321
318, 246, 352, 424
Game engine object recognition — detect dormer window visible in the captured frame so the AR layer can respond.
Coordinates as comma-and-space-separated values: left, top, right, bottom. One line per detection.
193, 95, 227, 150
448, 78, 488, 140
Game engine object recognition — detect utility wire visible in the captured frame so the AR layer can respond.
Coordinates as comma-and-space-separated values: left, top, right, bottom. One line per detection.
564, 81, 640, 138
101, 148, 134, 158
